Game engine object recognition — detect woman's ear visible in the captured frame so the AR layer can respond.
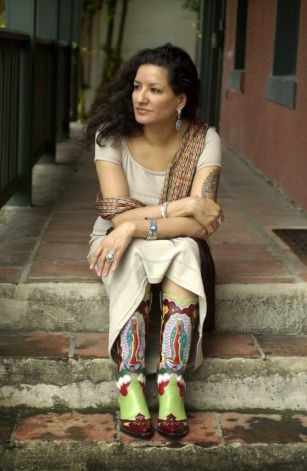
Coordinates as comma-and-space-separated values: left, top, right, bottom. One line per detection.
177, 94, 187, 110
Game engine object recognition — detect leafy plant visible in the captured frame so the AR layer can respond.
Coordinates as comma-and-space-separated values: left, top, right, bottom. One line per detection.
182, 0, 200, 13
78, 0, 130, 120
0, 0, 5, 27
83, 0, 104, 14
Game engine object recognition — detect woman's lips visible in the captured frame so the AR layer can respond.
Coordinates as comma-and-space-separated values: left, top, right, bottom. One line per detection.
135, 108, 151, 113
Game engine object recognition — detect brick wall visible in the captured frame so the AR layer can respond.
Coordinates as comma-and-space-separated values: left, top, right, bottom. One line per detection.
219, 0, 307, 210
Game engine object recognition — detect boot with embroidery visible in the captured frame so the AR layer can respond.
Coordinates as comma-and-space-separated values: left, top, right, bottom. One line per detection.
117, 292, 154, 438
157, 292, 198, 437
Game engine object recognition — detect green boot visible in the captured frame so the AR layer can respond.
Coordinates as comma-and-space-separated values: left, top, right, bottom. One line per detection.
117, 293, 154, 438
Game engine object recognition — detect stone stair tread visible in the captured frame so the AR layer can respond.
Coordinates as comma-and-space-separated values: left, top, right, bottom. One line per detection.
0, 409, 306, 470
1, 282, 307, 333
0, 332, 306, 412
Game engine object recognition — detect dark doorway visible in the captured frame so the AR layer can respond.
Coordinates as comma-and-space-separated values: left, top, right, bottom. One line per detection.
199, 0, 226, 129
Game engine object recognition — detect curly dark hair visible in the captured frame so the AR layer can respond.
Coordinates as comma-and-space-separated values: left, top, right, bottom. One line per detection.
82, 43, 201, 147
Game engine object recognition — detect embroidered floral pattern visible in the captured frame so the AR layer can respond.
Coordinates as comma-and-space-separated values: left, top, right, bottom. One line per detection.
159, 298, 198, 371
158, 296, 198, 397
117, 297, 151, 373
117, 296, 151, 397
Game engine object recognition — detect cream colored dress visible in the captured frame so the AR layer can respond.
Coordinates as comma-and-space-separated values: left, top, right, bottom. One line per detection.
88, 128, 221, 374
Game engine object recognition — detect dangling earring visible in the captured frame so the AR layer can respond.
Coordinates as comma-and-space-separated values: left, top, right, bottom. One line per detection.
176, 108, 182, 131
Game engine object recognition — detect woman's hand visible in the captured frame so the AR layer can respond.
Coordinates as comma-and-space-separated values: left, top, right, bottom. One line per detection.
190, 196, 224, 235
90, 222, 135, 277
184, 217, 210, 240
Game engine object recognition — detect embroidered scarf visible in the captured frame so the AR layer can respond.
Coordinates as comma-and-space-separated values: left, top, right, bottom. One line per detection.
159, 119, 208, 203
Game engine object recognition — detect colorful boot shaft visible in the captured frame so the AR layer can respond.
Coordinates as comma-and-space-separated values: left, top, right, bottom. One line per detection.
117, 294, 151, 375
157, 293, 199, 437
159, 293, 198, 374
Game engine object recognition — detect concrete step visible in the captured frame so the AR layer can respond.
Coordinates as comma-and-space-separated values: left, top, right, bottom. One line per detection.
0, 332, 306, 412
0, 408, 306, 470
1, 282, 307, 333
1, 356, 306, 412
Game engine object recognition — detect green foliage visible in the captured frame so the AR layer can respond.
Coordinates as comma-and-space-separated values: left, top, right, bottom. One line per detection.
78, 0, 129, 120
0, 0, 5, 27
83, 0, 103, 14
182, 0, 200, 13
102, 0, 117, 21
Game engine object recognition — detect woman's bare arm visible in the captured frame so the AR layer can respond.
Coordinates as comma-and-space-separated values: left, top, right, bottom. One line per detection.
91, 163, 223, 277
96, 161, 222, 231
190, 165, 221, 201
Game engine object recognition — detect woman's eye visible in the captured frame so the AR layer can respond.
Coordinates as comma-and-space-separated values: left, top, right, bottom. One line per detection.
151, 88, 161, 94
133, 84, 141, 90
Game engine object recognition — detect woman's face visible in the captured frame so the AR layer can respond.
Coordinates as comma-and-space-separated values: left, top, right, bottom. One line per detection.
132, 64, 186, 127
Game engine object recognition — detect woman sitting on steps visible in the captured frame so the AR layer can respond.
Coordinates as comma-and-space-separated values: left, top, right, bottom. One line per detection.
83, 43, 223, 439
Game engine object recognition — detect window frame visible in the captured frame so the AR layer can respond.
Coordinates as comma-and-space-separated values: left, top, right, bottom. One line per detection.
265, 0, 301, 109
228, 0, 249, 93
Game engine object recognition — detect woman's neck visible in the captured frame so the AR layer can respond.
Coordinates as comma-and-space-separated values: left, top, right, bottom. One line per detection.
142, 120, 189, 146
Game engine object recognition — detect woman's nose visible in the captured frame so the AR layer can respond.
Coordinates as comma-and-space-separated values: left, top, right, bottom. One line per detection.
137, 89, 148, 103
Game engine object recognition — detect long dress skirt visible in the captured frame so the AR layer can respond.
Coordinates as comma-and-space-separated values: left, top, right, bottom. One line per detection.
89, 235, 207, 375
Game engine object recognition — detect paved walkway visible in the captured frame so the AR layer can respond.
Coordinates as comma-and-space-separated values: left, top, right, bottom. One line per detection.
0, 123, 307, 285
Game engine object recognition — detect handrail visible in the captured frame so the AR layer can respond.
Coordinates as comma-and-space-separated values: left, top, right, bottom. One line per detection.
36, 37, 56, 46
0, 30, 58, 47
0, 28, 29, 42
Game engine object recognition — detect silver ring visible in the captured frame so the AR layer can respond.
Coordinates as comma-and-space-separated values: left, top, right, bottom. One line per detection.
105, 251, 115, 263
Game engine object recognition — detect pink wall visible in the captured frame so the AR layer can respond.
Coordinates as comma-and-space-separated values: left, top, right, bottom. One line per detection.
220, 0, 307, 210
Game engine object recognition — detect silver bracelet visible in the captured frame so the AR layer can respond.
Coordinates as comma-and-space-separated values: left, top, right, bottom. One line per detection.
160, 201, 169, 218
146, 218, 158, 240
